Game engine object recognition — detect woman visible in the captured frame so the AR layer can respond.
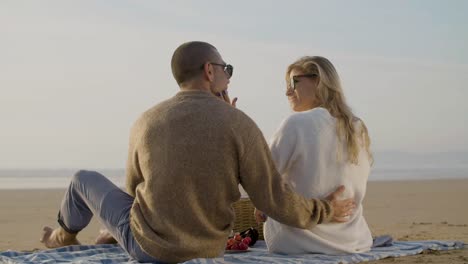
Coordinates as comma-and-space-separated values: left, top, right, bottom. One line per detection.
256, 56, 373, 254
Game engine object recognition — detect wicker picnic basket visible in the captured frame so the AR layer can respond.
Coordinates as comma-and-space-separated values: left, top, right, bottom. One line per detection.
232, 198, 264, 240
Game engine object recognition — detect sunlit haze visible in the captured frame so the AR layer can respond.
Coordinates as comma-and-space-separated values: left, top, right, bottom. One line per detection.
1, 1, 467, 169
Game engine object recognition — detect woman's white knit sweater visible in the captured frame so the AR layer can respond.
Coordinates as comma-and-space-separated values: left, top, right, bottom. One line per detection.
263, 107, 373, 254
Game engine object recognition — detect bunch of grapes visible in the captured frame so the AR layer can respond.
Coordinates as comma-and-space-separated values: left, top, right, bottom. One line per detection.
225, 233, 251, 250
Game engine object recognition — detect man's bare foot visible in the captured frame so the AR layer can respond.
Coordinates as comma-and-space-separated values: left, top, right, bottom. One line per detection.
40, 226, 80, 248
95, 229, 118, 244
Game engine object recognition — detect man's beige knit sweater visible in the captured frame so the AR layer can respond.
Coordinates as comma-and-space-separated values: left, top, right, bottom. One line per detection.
126, 90, 333, 263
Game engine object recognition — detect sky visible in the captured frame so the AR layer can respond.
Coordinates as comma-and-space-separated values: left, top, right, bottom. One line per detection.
1, 0, 467, 169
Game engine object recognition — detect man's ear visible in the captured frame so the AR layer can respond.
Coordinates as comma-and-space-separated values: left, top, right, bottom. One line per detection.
202, 63, 215, 83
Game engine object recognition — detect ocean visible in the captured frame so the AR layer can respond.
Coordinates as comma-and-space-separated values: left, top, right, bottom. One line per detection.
0, 168, 467, 190
1, 152, 467, 189
0, 169, 126, 190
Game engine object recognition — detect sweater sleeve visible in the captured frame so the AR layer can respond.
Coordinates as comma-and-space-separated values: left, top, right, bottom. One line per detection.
239, 126, 334, 229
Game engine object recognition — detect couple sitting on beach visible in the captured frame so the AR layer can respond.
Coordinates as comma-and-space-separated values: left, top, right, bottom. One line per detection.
40, 41, 373, 263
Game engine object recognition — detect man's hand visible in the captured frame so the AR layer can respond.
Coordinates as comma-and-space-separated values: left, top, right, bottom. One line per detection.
216, 90, 237, 107
325, 185, 356, 223
254, 208, 268, 224
230, 97, 238, 107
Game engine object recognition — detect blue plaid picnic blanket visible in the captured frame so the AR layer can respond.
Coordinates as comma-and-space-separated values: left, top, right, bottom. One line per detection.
0, 239, 464, 264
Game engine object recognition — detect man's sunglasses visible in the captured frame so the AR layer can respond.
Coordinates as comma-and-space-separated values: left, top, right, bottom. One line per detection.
289, 74, 317, 90
202, 62, 234, 79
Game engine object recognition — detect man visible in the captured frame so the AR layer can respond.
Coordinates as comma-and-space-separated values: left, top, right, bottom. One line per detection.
40, 41, 355, 263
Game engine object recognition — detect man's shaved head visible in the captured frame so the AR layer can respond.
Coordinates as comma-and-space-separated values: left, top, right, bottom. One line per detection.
171, 41, 220, 85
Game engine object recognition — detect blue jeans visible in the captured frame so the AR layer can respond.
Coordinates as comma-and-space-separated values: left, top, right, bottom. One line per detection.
57, 170, 164, 263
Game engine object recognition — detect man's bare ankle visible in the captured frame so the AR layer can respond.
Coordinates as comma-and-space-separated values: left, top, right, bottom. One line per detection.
57, 227, 76, 238
41, 226, 79, 248
56, 227, 80, 244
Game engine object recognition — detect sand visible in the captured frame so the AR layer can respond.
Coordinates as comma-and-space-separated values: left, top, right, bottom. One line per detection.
0, 179, 467, 263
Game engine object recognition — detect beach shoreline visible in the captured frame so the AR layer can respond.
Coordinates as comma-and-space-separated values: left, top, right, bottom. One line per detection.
1, 179, 467, 263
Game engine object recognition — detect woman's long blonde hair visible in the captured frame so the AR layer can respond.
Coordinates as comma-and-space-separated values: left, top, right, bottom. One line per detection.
286, 56, 373, 165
